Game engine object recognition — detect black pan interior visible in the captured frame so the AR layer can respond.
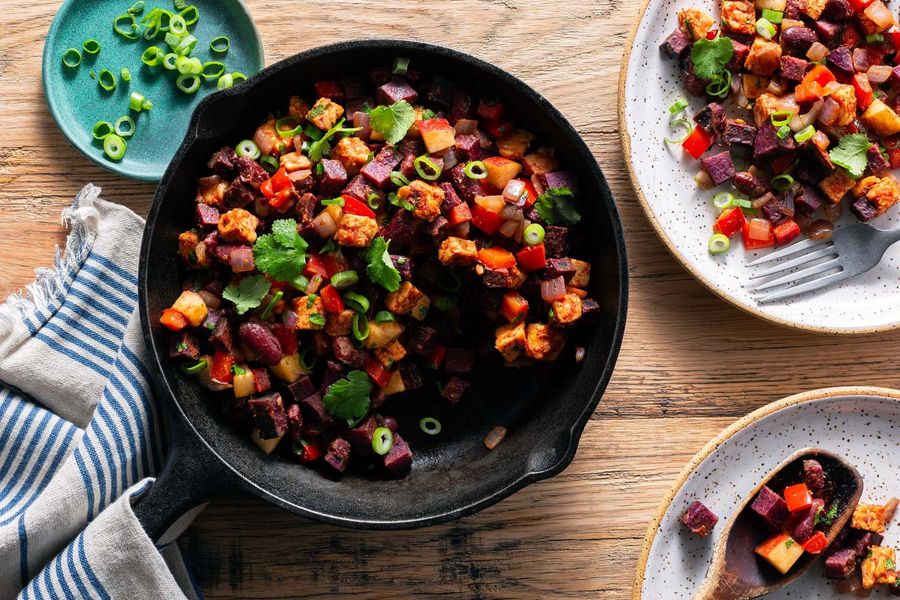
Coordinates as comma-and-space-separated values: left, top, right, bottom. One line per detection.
140, 40, 628, 528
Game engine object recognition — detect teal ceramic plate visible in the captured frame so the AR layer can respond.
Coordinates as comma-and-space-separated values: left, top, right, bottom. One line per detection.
42, 0, 264, 181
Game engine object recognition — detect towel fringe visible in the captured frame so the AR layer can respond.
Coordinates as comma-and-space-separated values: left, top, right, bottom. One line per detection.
0, 185, 101, 336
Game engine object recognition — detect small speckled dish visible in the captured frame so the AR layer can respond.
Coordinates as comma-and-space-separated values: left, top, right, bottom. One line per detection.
633, 387, 900, 599
42, 0, 264, 181
619, 0, 900, 334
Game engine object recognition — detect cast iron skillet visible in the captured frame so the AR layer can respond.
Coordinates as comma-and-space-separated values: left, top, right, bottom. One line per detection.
136, 39, 628, 538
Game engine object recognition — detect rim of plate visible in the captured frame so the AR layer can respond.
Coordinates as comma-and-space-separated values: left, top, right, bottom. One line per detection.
630, 385, 900, 599
41, 0, 265, 182
617, 1, 900, 335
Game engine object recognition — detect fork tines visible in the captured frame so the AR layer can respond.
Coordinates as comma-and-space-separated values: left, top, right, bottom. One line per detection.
748, 238, 849, 303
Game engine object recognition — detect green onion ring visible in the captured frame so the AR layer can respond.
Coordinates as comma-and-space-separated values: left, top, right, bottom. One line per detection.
771, 173, 795, 192
705, 71, 732, 98
114, 116, 136, 138
92, 121, 114, 140
794, 125, 816, 143
179, 5, 199, 25
352, 312, 369, 342
175, 73, 201, 94
275, 116, 303, 137
216, 73, 234, 90
156, 9, 173, 32
82, 39, 101, 55
230, 72, 247, 84
141, 46, 163, 67
62, 48, 82, 68
419, 417, 442, 435
464, 160, 487, 179
776, 124, 791, 139
129, 91, 146, 112
522, 223, 545, 246
142, 98, 153, 110
259, 154, 279, 173
366, 192, 381, 210
392, 56, 410, 75
730, 197, 753, 210
712, 191, 734, 211
331, 270, 359, 290
236, 139, 260, 159
174, 0, 188, 9
320, 197, 344, 206
188, 57, 203, 75
374, 310, 395, 323
162, 52, 179, 70
343, 292, 370, 313
664, 119, 692, 144
708, 233, 731, 255
175, 55, 192, 74
200, 61, 225, 81
127, 0, 145, 14
179, 358, 207, 375
299, 347, 317, 371
113, 13, 140, 40
165, 31, 182, 51
210, 36, 230, 53
371, 427, 394, 455
120, 67, 131, 82
97, 69, 117, 92
175, 34, 197, 56
414, 155, 441, 181
770, 110, 793, 127
668, 98, 688, 115
390, 171, 410, 187
103, 134, 127, 161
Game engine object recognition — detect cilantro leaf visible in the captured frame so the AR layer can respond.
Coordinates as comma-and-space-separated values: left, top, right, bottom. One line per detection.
366, 236, 401, 292
222, 274, 271, 315
369, 100, 416, 145
828, 133, 871, 178
308, 118, 361, 162
323, 370, 372, 421
534, 187, 581, 226
691, 35, 734, 81
253, 219, 309, 282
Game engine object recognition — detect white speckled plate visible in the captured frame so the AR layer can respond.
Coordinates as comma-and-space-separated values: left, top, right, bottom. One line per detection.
619, 0, 900, 334
633, 387, 900, 599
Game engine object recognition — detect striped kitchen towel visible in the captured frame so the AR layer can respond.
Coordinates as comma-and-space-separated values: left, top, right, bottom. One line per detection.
0, 185, 200, 599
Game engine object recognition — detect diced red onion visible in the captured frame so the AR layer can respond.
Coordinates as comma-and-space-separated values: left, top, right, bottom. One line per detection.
452, 222, 470, 237
229, 246, 255, 273
440, 147, 458, 171
867, 64, 893, 83
454, 119, 478, 135
781, 194, 795, 217
694, 169, 713, 188
499, 204, 523, 221
736, 93, 750, 109
498, 219, 519, 238
818, 98, 840, 126
541, 276, 567, 302
864, 0, 893, 29
476, 129, 492, 149
731, 73, 742, 95
352, 111, 371, 140
811, 130, 831, 150
282, 310, 298, 329
254, 196, 270, 218
306, 274, 323, 295
198, 290, 221, 309
790, 99, 823, 131
853, 48, 870, 73
806, 42, 829, 62
767, 78, 786, 95
502, 179, 527, 203
311, 211, 337, 238
575, 346, 586, 363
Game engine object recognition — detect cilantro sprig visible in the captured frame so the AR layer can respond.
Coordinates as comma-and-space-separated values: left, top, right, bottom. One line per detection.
308, 118, 361, 162
369, 100, 416, 145
535, 187, 581, 226
691, 35, 734, 81
828, 133, 870, 178
253, 219, 309, 282
222, 274, 271, 315
366, 236, 401, 292
323, 370, 372, 422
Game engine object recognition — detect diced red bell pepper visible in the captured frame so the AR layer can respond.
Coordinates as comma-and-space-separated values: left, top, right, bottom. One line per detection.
784, 483, 813, 513
251, 367, 272, 394
499, 291, 529, 323
295, 439, 323, 462
270, 167, 292, 192
269, 188, 296, 212
341, 195, 376, 219
887, 147, 900, 169
364, 356, 393, 388
446, 202, 472, 225
853, 73, 874, 110
314, 81, 343, 99
774, 219, 801, 246
522, 180, 539, 207
682, 126, 715, 159
742, 222, 777, 250
713, 207, 747, 238
802, 531, 828, 554
319, 284, 345, 313
849, 0, 874, 11
476, 97, 505, 121
483, 120, 515, 138
159, 308, 189, 331
794, 81, 825, 104
210, 349, 235, 385
426, 345, 447, 370
259, 178, 276, 200
515, 243, 546, 272
471, 204, 504, 235
706, 28, 719, 40
804, 65, 837, 88
478, 246, 517, 269
304, 255, 329, 278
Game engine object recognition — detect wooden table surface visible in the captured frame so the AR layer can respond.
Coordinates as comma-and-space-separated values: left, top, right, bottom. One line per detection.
3, 0, 900, 597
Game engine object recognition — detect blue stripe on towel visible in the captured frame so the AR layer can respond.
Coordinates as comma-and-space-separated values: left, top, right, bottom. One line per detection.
77, 532, 111, 600
85, 253, 138, 286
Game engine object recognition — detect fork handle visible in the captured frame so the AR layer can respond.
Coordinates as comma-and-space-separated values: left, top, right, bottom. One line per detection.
875, 227, 900, 256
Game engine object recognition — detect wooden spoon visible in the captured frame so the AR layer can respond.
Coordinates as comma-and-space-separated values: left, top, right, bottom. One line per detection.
693, 447, 863, 600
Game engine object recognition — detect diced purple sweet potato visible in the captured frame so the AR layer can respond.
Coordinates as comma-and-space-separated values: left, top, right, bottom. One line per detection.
543, 226, 570, 258
581, 298, 600, 317
722, 120, 758, 147
822, 0, 853, 20
449, 89, 474, 123
448, 164, 482, 202
796, 142, 835, 184
427, 215, 449, 239
661, 29, 692, 58
236, 156, 268, 188
207, 146, 239, 177
781, 26, 819, 56
332, 336, 367, 368
247, 393, 287, 439
300, 392, 331, 423
286, 375, 316, 403
734, 172, 768, 197
317, 159, 348, 195
454, 134, 483, 162
796, 186, 826, 213
826, 45, 854, 75
761, 196, 787, 224
377, 77, 418, 105
802, 459, 827, 494
847, 529, 885, 557
791, 498, 824, 543
399, 363, 424, 391
169, 332, 200, 360
754, 122, 797, 162
440, 376, 471, 404
694, 103, 726, 136
825, 548, 858, 579
536, 171, 578, 194
405, 325, 438, 355
780, 55, 809, 81
701, 151, 736, 186
361, 146, 403, 188
286, 403, 303, 441
347, 415, 377, 455
439, 182, 463, 211
295, 192, 318, 224
727, 40, 750, 71
750, 486, 790, 530
866, 144, 891, 175
223, 180, 256, 209
785, 0, 803, 18
239, 321, 283, 366
342, 174, 375, 201
209, 318, 234, 354
444, 348, 474, 374
384, 433, 413, 474
425, 74, 454, 106
814, 21, 845, 49
324, 437, 351, 472
195, 203, 220, 228
680, 500, 719, 537
545, 257, 576, 281
850, 197, 878, 221
379, 209, 421, 249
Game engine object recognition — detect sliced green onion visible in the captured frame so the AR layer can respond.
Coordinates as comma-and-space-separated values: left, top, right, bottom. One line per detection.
92, 121, 114, 140
523, 223, 545, 245
770, 110, 793, 127
210, 35, 230, 53
179, 358, 207, 375
730, 197, 753, 210
168, 14, 187, 36
165, 31, 183, 51
175, 73, 201, 94
103, 134, 127, 161
141, 98, 153, 111
352, 312, 369, 342
392, 56, 410, 75
260, 290, 283, 320
259, 154, 279, 173
89, 70, 96, 80
175, 34, 198, 56
62, 48, 82, 68
771, 173, 795, 192
289, 274, 309, 293
664, 119, 693, 144
866, 33, 884, 44
120, 67, 131, 82
419, 417, 442, 435
299, 347, 317, 371
366, 192, 381, 210
712, 191, 734, 210
464, 160, 487, 179
188, 57, 203, 75
174, 0, 188, 9
414, 155, 441, 181
331, 270, 359, 289
141, 46, 163, 67
113, 13, 140, 40
114, 116, 136, 138
128, 0, 145, 14
756, 17, 777, 40
97, 69, 117, 92
372, 427, 394, 455
179, 5, 199, 26
129, 91, 146, 112
343, 292, 370, 313
216, 73, 234, 90
82, 39, 101, 55
776, 124, 791, 139
236, 139, 260, 159
275, 116, 303, 137
230, 72, 247, 84
794, 125, 816, 143
668, 98, 689, 115
708, 233, 731, 255
175, 55, 192, 74
374, 310, 395, 323
761, 8, 783, 23
390, 171, 410, 187
705, 71, 732, 98
320, 197, 344, 206
162, 52, 179, 70
434, 295, 456, 311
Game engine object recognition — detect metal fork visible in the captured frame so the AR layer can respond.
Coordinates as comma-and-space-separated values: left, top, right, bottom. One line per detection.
747, 224, 900, 303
